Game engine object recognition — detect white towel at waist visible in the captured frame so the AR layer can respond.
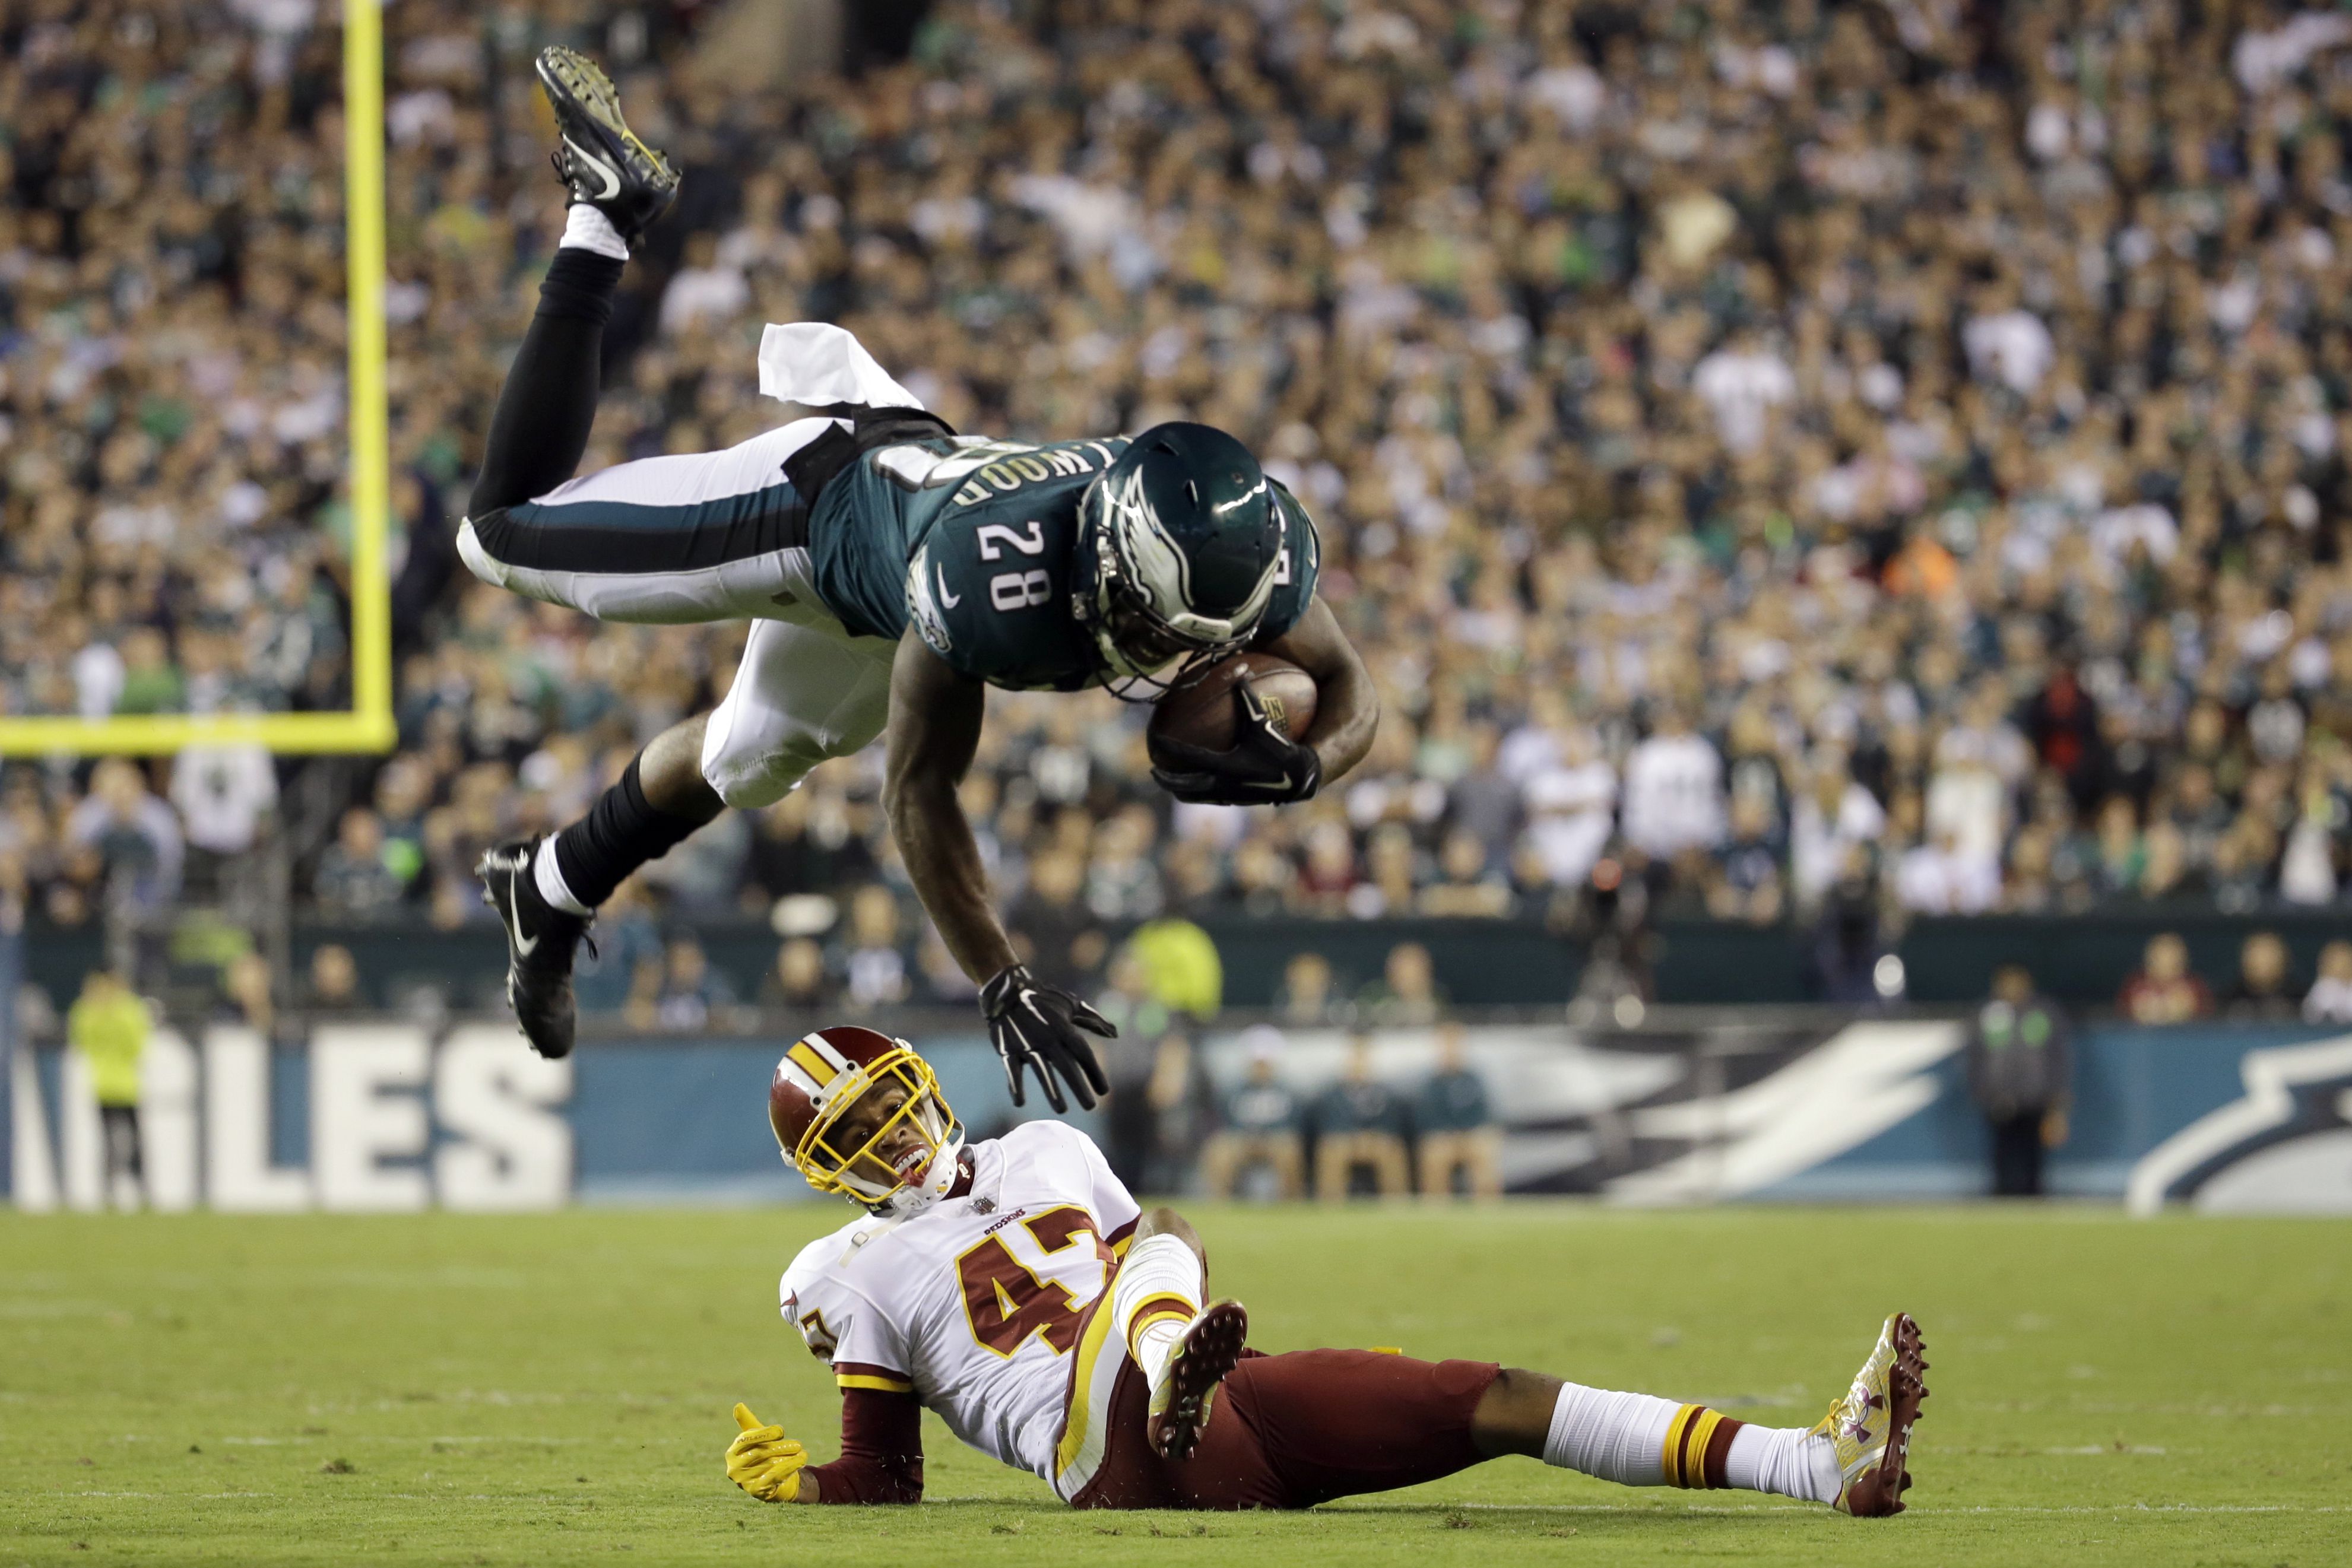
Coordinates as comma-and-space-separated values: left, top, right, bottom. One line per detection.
756, 322, 924, 411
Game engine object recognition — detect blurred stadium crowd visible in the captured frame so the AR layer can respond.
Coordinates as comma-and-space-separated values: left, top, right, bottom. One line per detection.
8, 0, 2352, 997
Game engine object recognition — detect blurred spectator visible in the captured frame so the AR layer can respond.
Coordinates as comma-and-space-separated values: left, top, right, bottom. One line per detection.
169, 745, 278, 907
839, 886, 912, 1012
303, 944, 366, 1016
1092, 945, 1172, 1043
1895, 823, 2000, 916
1419, 829, 1513, 917
639, 807, 751, 913
743, 793, 876, 910
65, 761, 183, 920
2303, 940, 2352, 1025
648, 934, 737, 1033
2023, 668, 2105, 815
1313, 1036, 1410, 1202
2225, 932, 2300, 1021
1621, 708, 1725, 861
1084, 809, 1165, 923
1706, 794, 1786, 926
1359, 942, 1446, 1027
1414, 1025, 1501, 1201
1446, 724, 1521, 872
2117, 934, 2214, 1025
1519, 726, 1618, 892
1126, 916, 1222, 1021
1200, 1028, 1305, 1201
218, 950, 277, 1037
1566, 858, 1656, 1023
1009, 851, 1105, 993
1809, 854, 1896, 1006
915, 925, 981, 1005
1094, 948, 1171, 1192
68, 969, 148, 1210
312, 808, 404, 919
1273, 951, 1340, 1027
762, 936, 838, 1014
1789, 757, 1887, 915
1965, 966, 2072, 1199
575, 880, 665, 1016
1143, 1032, 1216, 1194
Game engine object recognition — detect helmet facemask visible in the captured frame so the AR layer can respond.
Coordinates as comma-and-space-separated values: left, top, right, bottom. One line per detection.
1074, 468, 1277, 702
787, 1044, 964, 1215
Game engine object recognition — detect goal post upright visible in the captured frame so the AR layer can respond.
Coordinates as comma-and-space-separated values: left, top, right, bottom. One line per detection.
0, 0, 396, 759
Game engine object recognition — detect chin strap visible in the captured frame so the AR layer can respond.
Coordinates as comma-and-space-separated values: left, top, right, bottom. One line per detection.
871, 1138, 968, 1218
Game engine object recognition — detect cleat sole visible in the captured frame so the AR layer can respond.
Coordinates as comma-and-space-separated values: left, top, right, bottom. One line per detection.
1153, 1301, 1248, 1462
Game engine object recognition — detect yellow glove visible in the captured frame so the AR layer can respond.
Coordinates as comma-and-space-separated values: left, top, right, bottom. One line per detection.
727, 1402, 808, 1503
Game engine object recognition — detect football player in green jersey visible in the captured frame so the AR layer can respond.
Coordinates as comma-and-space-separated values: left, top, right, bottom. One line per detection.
463, 52, 1377, 1112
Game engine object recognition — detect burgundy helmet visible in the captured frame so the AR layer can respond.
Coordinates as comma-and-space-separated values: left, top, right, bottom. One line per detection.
769, 1026, 963, 1214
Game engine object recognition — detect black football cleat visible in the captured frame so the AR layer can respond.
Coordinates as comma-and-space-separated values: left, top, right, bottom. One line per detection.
535, 45, 679, 246
477, 838, 591, 1061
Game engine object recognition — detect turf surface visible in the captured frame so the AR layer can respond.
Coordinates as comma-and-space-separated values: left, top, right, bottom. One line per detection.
1, 1203, 2344, 1566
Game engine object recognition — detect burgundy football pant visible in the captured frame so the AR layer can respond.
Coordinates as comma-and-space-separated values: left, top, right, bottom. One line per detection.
1070, 1345, 1502, 1510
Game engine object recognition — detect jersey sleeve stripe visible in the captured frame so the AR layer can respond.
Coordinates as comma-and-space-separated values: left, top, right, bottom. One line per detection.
836, 1372, 914, 1394
1105, 1217, 1139, 1256
833, 1360, 913, 1394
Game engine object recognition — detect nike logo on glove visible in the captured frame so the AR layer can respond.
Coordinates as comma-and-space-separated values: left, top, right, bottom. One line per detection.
1240, 771, 1297, 793
937, 564, 962, 608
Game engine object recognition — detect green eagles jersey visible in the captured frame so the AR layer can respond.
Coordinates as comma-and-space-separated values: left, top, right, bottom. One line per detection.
809, 434, 1320, 691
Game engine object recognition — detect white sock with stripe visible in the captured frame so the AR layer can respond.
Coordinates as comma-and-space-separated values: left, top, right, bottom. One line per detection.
1108, 1233, 1202, 1386
1542, 1382, 1840, 1500
560, 202, 630, 260
532, 836, 593, 916
1724, 1425, 1841, 1503
1541, 1383, 1679, 1485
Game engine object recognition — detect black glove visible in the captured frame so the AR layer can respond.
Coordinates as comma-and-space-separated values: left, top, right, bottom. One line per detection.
1149, 685, 1323, 805
979, 964, 1115, 1113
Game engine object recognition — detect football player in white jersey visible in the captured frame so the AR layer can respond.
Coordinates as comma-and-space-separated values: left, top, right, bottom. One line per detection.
722, 1026, 1932, 1515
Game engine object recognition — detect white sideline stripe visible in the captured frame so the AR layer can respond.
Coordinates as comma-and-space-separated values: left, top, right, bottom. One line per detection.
61, 1493, 2347, 1514
1323, 1502, 2350, 1516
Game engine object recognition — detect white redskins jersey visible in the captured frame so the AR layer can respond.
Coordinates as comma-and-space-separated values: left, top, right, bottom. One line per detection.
779, 1119, 1141, 1484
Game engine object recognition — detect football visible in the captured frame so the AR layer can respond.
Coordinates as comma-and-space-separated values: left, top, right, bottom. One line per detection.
1146, 650, 1319, 756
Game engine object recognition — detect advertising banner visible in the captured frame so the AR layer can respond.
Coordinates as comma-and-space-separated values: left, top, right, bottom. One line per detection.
5, 1014, 2345, 1213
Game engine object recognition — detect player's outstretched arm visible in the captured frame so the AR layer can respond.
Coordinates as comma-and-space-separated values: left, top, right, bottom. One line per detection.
1254, 596, 1378, 788
725, 1396, 924, 1506
883, 630, 1112, 1112
883, 631, 1012, 981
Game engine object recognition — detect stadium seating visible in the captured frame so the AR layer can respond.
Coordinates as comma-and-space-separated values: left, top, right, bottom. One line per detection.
3, 0, 2350, 1020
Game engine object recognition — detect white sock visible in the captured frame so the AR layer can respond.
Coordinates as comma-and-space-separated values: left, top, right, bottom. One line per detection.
560, 202, 630, 260
1540, 1382, 1679, 1486
1724, 1424, 1841, 1503
533, 836, 594, 916
1108, 1233, 1203, 1386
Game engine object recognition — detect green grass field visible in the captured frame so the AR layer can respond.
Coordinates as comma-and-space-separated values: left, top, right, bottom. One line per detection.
2, 1204, 2345, 1567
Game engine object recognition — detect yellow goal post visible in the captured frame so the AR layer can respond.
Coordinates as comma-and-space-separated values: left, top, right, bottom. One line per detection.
0, 0, 394, 758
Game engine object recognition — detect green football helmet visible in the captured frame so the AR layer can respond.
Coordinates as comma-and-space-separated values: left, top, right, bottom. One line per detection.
1072, 422, 1283, 697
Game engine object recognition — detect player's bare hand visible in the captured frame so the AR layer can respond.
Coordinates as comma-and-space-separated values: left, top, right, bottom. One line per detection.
980, 964, 1114, 1112
1150, 685, 1321, 805
727, 1402, 808, 1503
